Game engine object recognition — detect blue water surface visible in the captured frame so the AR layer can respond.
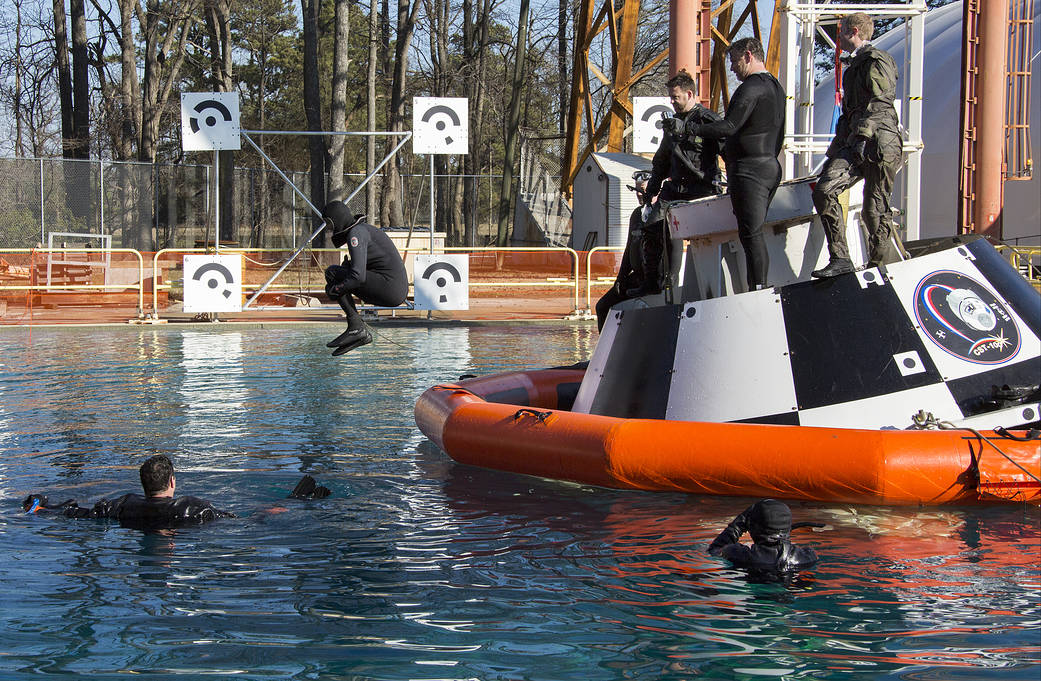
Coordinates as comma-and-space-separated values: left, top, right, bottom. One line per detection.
0, 324, 1038, 680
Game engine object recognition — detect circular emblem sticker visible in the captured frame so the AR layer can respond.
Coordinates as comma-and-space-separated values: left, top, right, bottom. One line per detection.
913, 270, 1020, 364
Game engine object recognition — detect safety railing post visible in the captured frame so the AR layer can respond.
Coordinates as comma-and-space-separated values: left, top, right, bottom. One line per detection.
585, 246, 625, 311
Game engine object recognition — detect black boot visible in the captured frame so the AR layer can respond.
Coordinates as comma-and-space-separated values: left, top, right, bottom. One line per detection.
327, 293, 371, 354
330, 327, 373, 356
811, 258, 855, 279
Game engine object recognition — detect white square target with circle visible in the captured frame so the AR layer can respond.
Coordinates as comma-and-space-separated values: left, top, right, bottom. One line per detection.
632, 97, 673, 153
183, 254, 243, 313
413, 98, 468, 154
414, 254, 468, 310
181, 92, 241, 151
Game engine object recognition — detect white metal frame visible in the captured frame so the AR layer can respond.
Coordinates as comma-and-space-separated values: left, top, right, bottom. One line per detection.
45, 231, 113, 287
780, 1, 927, 239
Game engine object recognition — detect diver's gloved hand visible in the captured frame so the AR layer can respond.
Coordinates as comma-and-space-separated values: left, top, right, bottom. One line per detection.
22, 494, 76, 513
289, 475, 331, 500
848, 136, 868, 166
23, 494, 47, 513
326, 279, 351, 300
662, 115, 686, 138
708, 506, 752, 555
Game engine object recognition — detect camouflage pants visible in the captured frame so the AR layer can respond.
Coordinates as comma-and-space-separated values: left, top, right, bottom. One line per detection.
812, 152, 898, 264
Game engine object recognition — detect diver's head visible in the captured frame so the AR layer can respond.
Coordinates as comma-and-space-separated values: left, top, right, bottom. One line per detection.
322, 200, 352, 230
140, 454, 175, 498
747, 499, 791, 545
322, 201, 366, 247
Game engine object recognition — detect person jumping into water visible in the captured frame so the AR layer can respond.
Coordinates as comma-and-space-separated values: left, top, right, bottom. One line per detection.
321, 200, 409, 356
22, 455, 330, 530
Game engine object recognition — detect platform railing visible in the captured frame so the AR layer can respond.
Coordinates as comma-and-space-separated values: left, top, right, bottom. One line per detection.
438, 246, 583, 312
150, 247, 341, 316
148, 246, 583, 320
584, 246, 625, 312
995, 245, 1041, 290
0, 248, 146, 316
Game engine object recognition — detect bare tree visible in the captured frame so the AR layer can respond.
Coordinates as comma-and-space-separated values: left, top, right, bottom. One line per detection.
328, 0, 351, 204
380, 0, 421, 229
301, 0, 326, 242
497, 0, 528, 245
234, 0, 295, 246
204, 0, 234, 243
365, 0, 379, 219
53, 0, 73, 156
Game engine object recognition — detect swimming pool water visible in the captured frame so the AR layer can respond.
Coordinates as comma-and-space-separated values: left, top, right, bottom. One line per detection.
0, 324, 1038, 680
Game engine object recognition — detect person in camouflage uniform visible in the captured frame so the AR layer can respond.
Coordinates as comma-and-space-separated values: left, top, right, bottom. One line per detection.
811, 12, 902, 279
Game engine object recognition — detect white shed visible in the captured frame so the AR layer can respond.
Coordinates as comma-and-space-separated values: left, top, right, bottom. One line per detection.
571, 153, 652, 250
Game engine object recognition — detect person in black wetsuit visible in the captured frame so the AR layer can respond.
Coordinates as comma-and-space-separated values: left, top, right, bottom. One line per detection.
708, 499, 818, 576
321, 200, 409, 356
595, 172, 653, 331
22, 455, 233, 529
687, 38, 786, 291
636, 70, 724, 297
21, 455, 330, 530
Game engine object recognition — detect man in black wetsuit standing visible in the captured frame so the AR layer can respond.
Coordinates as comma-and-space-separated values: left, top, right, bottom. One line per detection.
321, 200, 409, 356
811, 12, 902, 278
688, 38, 786, 291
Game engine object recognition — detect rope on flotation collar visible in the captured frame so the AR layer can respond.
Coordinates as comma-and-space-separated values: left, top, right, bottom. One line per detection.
432, 384, 479, 397
908, 410, 1041, 486
512, 407, 553, 424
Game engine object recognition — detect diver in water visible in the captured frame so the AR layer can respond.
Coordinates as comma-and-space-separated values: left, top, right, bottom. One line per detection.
22, 455, 330, 530
322, 200, 409, 356
708, 499, 819, 575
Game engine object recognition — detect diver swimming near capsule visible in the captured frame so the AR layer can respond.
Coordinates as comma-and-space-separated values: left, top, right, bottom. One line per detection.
22, 455, 331, 531
708, 499, 820, 577
321, 200, 409, 356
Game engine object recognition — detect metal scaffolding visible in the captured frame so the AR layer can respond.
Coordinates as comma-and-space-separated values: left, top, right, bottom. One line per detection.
779, 1, 927, 240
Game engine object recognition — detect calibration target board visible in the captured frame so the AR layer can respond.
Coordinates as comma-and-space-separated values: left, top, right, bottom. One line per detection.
632, 97, 673, 153
183, 255, 243, 313
414, 254, 469, 310
181, 92, 241, 151
412, 98, 468, 154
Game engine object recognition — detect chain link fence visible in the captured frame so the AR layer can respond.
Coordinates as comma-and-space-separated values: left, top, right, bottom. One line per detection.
0, 157, 504, 251
518, 131, 573, 247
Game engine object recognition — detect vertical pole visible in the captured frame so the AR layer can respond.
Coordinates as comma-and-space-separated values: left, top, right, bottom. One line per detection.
204, 164, 211, 250
99, 159, 105, 236
779, 6, 798, 178
903, 11, 925, 241
670, 0, 696, 76
39, 158, 45, 244
214, 150, 221, 252
429, 155, 435, 253
973, 0, 1008, 237
797, 10, 816, 176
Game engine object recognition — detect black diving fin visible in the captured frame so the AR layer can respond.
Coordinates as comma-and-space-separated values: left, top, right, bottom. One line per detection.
288, 475, 331, 500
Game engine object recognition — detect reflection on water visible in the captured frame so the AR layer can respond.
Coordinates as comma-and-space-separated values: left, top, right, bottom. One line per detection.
0, 325, 1038, 680
180, 331, 247, 444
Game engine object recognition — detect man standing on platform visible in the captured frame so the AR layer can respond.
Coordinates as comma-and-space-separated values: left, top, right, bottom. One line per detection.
638, 69, 723, 297
811, 12, 902, 278
688, 38, 786, 291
